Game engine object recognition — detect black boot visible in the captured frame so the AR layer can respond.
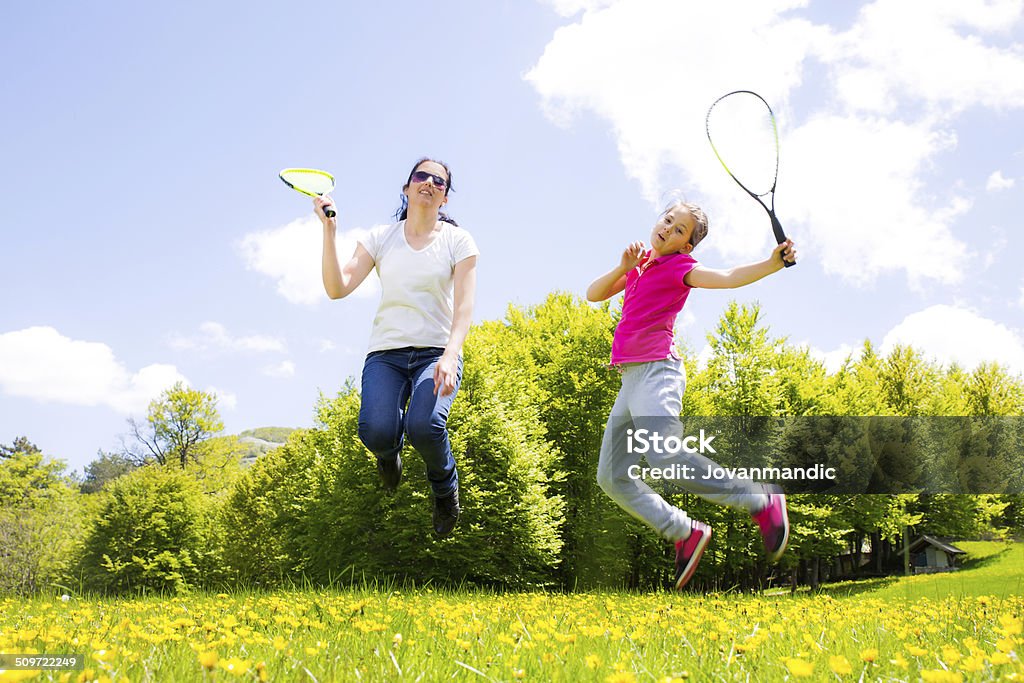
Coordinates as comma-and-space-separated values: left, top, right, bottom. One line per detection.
377, 454, 402, 491
432, 487, 460, 537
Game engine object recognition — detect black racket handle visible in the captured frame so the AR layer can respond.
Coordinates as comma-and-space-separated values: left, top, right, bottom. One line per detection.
320, 196, 336, 219
772, 215, 796, 268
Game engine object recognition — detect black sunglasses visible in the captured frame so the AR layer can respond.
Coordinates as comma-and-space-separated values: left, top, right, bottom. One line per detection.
410, 170, 448, 190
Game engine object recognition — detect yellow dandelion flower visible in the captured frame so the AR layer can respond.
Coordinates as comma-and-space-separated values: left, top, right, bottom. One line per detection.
920, 670, 963, 683
585, 654, 602, 669
941, 646, 960, 664
197, 651, 219, 670
991, 651, 1012, 666
392, 633, 403, 645
996, 638, 1015, 654
906, 645, 928, 657
960, 655, 984, 672
828, 655, 852, 676
604, 673, 636, 683
784, 658, 814, 677
860, 648, 879, 663
272, 635, 287, 651
889, 654, 909, 670
218, 657, 250, 676
512, 670, 525, 680
999, 614, 1023, 636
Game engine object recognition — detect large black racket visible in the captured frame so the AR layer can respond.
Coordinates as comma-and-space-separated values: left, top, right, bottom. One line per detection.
706, 90, 794, 267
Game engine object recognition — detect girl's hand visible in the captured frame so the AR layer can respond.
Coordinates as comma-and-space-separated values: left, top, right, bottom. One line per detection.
314, 195, 337, 225
773, 239, 797, 266
620, 241, 646, 271
433, 353, 460, 397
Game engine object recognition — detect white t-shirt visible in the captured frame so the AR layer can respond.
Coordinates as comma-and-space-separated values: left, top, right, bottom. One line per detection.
359, 220, 479, 352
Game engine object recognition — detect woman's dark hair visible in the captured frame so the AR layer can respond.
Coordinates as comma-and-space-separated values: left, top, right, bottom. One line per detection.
394, 157, 458, 226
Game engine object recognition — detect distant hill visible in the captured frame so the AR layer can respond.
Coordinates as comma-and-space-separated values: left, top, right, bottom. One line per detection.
238, 427, 298, 466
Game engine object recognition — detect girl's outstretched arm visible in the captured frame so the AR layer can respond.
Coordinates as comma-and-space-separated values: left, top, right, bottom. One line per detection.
685, 240, 796, 290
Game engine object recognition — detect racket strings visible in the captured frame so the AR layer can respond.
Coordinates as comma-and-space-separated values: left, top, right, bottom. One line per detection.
706, 93, 779, 197
280, 169, 335, 196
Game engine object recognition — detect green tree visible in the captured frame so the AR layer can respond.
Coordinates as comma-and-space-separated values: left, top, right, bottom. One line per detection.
223, 363, 565, 588
220, 428, 320, 584
124, 382, 223, 470
472, 293, 639, 587
81, 450, 137, 494
879, 346, 936, 416
0, 436, 40, 460
80, 466, 221, 594
0, 440, 87, 595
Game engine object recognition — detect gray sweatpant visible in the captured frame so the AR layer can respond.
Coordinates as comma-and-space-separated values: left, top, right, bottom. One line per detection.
597, 357, 768, 542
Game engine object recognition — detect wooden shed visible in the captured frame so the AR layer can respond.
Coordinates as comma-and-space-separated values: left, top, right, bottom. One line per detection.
908, 536, 966, 574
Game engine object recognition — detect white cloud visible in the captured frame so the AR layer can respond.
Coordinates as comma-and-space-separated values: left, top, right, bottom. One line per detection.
238, 216, 380, 306
785, 114, 969, 287
315, 339, 358, 355
205, 386, 238, 411
527, 0, 824, 203
541, 0, 619, 17
804, 342, 858, 373
170, 322, 286, 354
526, 0, 1024, 285
0, 326, 188, 414
986, 170, 1016, 191
827, 0, 1024, 116
880, 305, 1024, 374
262, 361, 296, 379
695, 343, 714, 370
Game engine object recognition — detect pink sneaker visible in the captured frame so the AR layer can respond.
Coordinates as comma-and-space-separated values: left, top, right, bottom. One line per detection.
752, 487, 789, 562
674, 520, 711, 590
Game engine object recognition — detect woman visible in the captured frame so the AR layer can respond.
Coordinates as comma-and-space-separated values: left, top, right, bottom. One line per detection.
316, 157, 478, 536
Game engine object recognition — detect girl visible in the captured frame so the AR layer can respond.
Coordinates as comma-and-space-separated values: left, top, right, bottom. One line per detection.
587, 200, 794, 588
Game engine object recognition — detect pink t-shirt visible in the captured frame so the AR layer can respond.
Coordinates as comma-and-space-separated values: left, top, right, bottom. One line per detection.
610, 251, 698, 365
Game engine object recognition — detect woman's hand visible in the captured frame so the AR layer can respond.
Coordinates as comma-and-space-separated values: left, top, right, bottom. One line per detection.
433, 353, 460, 397
314, 195, 337, 225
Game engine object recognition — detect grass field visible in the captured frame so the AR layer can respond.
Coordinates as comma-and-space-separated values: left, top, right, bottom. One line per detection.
1, 542, 1022, 682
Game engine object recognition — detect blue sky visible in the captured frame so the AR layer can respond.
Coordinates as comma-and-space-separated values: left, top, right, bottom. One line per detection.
2, 0, 1023, 475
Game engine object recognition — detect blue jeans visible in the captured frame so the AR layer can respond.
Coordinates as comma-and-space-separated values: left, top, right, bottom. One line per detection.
358, 347, 462, 497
